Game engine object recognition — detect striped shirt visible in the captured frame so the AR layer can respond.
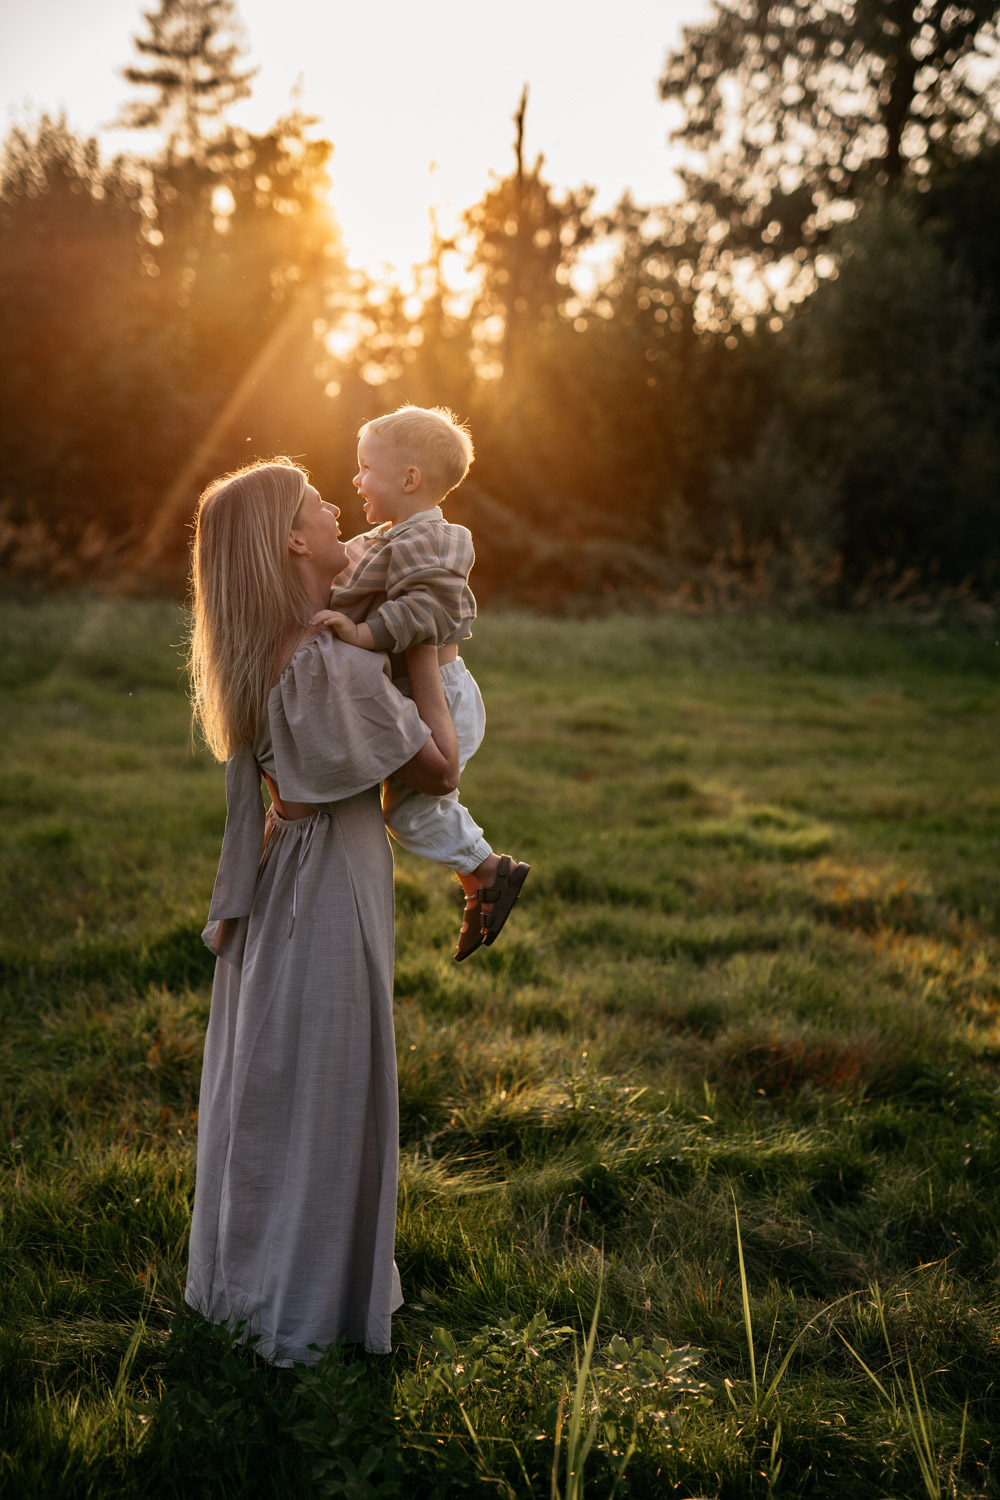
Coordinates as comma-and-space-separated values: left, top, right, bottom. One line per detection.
329, 506, 477, 653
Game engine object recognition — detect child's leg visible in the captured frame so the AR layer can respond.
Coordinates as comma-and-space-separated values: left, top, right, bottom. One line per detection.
382, 779, 492, 875
386, 660, 528, 957
384, 659, 490, 873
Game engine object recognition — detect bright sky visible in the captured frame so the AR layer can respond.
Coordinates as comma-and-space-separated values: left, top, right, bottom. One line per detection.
0, 0, 709, 275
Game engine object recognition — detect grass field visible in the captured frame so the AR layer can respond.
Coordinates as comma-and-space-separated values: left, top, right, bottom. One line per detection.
1, 597, 999, 1498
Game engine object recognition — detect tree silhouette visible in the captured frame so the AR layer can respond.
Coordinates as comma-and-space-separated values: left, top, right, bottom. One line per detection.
660, 0, 1000, 259
0, 115, 190, 554
116, 0, 257, 163
463, 87, 595, 382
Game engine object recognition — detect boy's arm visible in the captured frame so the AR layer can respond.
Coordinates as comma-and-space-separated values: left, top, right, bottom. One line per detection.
317, 526, 475, 652
372, 526, 476, 652
310, 610, 377, 650
309, 605, 433, 654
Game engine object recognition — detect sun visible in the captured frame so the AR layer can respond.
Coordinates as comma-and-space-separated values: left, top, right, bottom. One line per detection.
326, 154, 471, 291
325, 155, 479, 302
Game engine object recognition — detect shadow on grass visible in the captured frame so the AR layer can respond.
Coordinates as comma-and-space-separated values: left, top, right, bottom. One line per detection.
1, 925, 215, 1007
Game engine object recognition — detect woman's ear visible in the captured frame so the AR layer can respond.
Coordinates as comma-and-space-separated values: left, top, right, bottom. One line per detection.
288, 528, 311, 560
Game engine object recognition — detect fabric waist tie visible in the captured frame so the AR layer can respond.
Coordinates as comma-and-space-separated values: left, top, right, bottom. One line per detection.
287, 813, 320, 938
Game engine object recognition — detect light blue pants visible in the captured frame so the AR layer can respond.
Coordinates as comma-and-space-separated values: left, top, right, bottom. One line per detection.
383, 658, 493, 876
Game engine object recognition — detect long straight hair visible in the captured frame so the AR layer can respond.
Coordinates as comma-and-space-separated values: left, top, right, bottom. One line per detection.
188, 458, 311, 762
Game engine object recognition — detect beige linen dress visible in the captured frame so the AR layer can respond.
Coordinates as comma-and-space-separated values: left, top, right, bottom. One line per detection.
185, 631, 429, 1363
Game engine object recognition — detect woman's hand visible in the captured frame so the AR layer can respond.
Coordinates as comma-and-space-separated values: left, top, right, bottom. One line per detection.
393, 644, 459, 795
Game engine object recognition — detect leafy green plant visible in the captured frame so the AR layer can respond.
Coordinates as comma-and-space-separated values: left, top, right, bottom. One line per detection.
397, 1315, 568, 1495
395, 1305, 707, 1499
291, 1353, 403, 1499
142, 1315, 300, 1493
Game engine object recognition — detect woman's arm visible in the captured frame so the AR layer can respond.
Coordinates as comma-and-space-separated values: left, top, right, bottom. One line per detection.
392, 644, 460, 795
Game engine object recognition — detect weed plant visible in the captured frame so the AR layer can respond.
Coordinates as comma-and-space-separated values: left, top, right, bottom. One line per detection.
1, 599, 999, 1496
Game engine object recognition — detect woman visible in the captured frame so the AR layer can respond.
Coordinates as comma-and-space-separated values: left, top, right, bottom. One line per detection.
184, 458, 458, 1364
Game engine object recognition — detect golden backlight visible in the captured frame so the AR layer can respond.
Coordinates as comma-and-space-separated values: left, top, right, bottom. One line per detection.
226, 0, 705, 286
1, 0, 706, 288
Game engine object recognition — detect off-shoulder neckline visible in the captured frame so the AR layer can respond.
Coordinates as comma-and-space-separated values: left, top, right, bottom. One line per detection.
269, 625, 326, 693
270, 625, 377, 694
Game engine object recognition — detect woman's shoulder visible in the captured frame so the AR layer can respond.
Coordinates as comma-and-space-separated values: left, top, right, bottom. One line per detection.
268, 627, 402, 738
274, 626, 390, 696
261, 626, 429, 805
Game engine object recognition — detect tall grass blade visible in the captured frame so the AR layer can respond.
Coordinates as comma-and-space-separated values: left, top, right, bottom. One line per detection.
731, 1188, 757, 1405
761, 1292, 857, 1408
733, 1192, 857, 1415
767, 1417, 782, 1491
957, 1395, 968, 1472
836, 1327, 893, 1402
837, 1288, 953, 1500
550, 1391, 565, 1500
112, 1267, 156, 1407
904, 1352, 940, 1500
554, 1277, 602, 1500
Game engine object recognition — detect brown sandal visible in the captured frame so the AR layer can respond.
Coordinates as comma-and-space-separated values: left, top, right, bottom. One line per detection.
454, 896, 485, 962
478, 856, 530, 947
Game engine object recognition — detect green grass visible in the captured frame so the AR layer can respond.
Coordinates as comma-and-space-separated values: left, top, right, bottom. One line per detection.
1, 597, 999, 1497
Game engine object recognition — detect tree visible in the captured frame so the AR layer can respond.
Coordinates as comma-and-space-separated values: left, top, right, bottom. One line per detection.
0, 117, 177, 524
659, 0, 1000, 261
462, 88, 595, 382
0, 100, 348, 587
918, 141, 1000, 338
109, 2, 346, 575
713, 190, 1000, 585
129, 106, 345, 575
116, 0, 256, 163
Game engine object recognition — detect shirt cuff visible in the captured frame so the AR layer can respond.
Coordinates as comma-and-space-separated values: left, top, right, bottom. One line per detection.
367, 614, 396, 652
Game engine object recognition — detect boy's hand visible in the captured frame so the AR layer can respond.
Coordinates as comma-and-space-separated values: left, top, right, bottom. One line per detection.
310, 610, 376, 650
311, 609, 359, 643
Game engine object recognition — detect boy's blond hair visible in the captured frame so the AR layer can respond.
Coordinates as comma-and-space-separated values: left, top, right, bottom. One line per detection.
360, 405, 474, 498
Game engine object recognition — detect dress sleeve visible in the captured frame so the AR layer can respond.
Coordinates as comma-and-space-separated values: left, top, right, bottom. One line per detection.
266, 629, 430, 803
202, 743, 267, 964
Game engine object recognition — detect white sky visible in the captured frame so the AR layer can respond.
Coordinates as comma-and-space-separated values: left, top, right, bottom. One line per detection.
0, 0, 709, 274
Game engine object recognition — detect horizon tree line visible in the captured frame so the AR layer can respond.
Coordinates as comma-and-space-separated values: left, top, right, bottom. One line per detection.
1, 0, 998, 604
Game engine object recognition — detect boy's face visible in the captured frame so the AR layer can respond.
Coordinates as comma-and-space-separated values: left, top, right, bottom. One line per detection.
353, 433, 414, 527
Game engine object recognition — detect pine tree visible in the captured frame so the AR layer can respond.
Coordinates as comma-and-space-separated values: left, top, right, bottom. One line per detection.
116, 0, 257, 162
463, 88, 595, 382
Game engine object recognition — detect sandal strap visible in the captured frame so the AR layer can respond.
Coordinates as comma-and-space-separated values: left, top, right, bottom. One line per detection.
454, 895, 485, 961
476, 855, 512, 904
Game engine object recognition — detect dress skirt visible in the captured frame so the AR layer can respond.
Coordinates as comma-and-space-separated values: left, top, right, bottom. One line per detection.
185, 791, 403, 1362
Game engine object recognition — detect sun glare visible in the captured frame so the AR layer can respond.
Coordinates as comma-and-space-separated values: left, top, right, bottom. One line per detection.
330, 163, 480, 299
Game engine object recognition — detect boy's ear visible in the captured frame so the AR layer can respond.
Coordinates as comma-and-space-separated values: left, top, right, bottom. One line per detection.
402, 465, 421, 493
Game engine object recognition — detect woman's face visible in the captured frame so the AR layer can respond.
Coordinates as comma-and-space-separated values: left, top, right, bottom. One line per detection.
290, 483, 348, 576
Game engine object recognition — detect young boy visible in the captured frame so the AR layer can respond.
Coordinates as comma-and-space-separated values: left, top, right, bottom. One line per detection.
311, 405, 529, 961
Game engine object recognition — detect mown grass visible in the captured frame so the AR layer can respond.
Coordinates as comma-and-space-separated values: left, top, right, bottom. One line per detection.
1, 597, 999, 1498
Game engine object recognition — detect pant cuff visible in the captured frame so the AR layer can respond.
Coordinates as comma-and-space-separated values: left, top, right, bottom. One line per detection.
452, 837, 493, 877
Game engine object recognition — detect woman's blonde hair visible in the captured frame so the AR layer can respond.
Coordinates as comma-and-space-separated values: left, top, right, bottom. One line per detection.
188, 458, 311, 762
